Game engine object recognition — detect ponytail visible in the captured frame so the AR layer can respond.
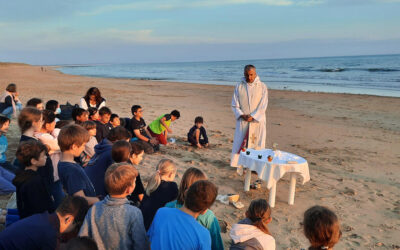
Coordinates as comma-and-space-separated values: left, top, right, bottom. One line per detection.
246, 199, 272, 235
145, 159, 176, 196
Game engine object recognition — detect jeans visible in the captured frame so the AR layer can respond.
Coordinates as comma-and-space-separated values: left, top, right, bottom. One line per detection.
0, 167, 15, 195
1, 103, 22, 118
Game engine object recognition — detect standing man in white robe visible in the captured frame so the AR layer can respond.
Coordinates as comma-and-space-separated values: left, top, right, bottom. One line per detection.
231, 65, 269, 168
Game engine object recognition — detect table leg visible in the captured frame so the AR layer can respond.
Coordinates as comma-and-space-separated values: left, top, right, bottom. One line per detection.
288, 173, 297, 205
269, 182, 277, 208
244, 169, 251, 192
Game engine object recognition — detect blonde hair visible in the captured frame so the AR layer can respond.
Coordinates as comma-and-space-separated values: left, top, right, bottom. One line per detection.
105, 163, 138, 195
145, 159, 176, 196
177, 167, 207, 205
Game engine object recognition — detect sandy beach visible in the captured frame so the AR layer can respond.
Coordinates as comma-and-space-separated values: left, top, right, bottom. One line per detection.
1, 63, 399, 249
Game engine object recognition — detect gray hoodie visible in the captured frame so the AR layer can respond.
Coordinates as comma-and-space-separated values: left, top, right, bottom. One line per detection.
79, 195, 149, 250
230, 218, 275, 250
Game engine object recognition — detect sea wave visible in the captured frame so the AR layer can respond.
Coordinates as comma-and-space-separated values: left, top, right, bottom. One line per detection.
296, 67, 399, 73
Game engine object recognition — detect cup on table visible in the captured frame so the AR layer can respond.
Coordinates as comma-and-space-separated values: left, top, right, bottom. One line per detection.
246, 151, 250, 155
258, 154, 262, 159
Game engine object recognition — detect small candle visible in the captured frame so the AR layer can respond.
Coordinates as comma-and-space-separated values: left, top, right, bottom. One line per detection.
258, 155, 262, 159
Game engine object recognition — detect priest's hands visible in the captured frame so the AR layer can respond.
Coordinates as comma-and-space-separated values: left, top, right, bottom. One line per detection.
240, 115, 254, 122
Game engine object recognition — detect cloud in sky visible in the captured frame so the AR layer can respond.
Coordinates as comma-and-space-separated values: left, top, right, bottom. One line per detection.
78, 0, 324, 16
1, 0, 400, 64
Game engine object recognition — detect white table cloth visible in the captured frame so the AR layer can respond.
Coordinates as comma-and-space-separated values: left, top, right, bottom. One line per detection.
238, 148, 310, 207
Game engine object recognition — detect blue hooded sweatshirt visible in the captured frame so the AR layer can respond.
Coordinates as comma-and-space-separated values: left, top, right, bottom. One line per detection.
84, 139, 113, 197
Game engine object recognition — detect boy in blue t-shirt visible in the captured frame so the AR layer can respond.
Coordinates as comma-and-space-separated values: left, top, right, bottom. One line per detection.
57, 124, 99, 205
147, 180, 218, 250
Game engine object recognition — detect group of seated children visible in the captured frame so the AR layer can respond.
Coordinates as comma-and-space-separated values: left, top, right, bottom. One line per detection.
0, 85, 342, 250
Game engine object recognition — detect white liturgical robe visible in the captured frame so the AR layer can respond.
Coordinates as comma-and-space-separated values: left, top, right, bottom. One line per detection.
231, 76, 268, 167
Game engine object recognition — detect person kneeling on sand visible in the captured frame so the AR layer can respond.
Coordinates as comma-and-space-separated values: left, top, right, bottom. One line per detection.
187, 116, 209, 148
147, 110, 180, 145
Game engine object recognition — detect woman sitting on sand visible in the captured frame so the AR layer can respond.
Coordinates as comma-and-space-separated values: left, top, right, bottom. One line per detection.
0, 83, 22, 118
80, 87, 106, 110
230, 199, 275, 250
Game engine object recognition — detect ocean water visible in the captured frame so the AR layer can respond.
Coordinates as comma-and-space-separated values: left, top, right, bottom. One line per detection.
57, 54, 400, 97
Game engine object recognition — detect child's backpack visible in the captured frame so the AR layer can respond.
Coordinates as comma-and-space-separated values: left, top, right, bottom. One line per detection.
59, 102, 79, 120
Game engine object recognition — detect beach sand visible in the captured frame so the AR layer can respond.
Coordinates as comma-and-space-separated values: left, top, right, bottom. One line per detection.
1, 63, 399, 249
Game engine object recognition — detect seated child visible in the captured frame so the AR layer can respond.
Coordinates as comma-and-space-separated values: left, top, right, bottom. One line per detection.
230, 199, 275, 250
72, 107, 89, 125
45, 100, 61, 122
187, 116, 209, 148
84, 126, 131, 197
94, 107, 112, 143
26, 98, 44, 110
109, 113, 120, 128
88, 107, 99, 121
57, 124, 99, 205
111, 141, 145, 206
33, 110, 64, 207
17, 107, 54, 199
13, 140, 55, 219
81, 121, 98, 167
140, 159, 178, 230
79, 163, 149, 250
65, 236, 98, 250
148, 110, 180, 145
166, 168, 224, 250
303, 206, 341, 250
0, 115, 17, 177
130, 105, 158, 154
0, 83, 22, 118
0, 196, 89, 250
148, 180, 218, 250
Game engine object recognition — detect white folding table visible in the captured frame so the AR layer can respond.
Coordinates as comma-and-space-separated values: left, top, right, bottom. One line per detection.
238, 148, 310, 207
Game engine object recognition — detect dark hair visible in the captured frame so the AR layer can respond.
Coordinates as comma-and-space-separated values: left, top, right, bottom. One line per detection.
82, 120, 96, 131
55, 120, 74, 129
131, 105, 141, 115
304, 206, 341, 250
130, 142, 144, 156
16, 140, 47, 167
88, 107, 98, 120
185, 180, 217, 213
246, 199, 272, 235
58, 124, 90, 151
112, 141, 131, 163
171, 110, 180, 118
0, 115, 10, 128
110, 113, 119, 122
99, 107, 112, 116
18, 107, 42, 133
177, 168, 207, 205
6, 83, 17, 93
244, 64, 256, 72
42, 109, 56, 128
65, 236, 98, 250
56, 196, 89, 229
26, 98, 42, 108
107, 127, 131, 142
72, 107, 88, 121
84, 87, 103, 105
194, 116, 203, 124
45, 100, 59, 112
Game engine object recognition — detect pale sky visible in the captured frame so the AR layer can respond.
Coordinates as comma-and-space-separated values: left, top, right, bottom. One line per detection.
1, 0, 399, 64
